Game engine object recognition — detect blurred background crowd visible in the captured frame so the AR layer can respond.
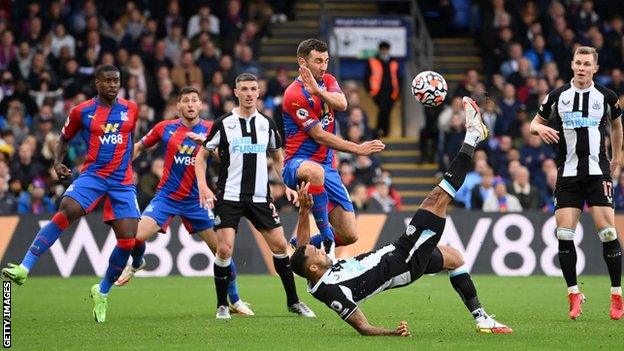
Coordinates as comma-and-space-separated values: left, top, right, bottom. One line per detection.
0, 0, 396, 215
0, 0, 623, 216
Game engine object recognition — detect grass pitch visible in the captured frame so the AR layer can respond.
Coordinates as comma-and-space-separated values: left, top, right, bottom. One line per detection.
8, 275, 622, 350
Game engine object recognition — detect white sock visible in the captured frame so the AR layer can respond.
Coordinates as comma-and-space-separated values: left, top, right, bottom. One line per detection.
568, 285, 580, 294
472, 308, 488, 323
464, 129, 480, 147
612, 287, 622, 295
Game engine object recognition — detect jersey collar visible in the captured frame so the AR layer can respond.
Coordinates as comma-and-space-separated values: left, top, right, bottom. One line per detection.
307, 268, 332, 294
570, 79, 594, 93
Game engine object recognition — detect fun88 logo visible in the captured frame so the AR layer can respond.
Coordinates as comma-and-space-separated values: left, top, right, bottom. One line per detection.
562, 111, 598, 129
232, 137, 267, 154
174, 145, 196, 165
99, 123, 123, 144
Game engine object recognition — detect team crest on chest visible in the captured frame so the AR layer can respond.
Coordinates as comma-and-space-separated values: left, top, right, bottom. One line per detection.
120, 111, 129, 121
592, 100, 601, 110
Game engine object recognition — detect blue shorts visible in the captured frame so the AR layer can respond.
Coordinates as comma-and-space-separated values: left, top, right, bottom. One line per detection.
63, 173, 140, 224
142, 195, 214, 234
283, 158, 354, 212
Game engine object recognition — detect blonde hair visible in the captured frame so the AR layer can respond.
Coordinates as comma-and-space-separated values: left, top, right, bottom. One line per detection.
574, 46, 598, 63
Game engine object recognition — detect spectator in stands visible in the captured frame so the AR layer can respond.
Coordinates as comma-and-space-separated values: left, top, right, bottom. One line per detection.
440, 112, 466, 172
520, 133, 554, 186
354, 155, 380, 187
17, 177, 54, 214
350, 182, 371, 213
364, 41, 399, 137
0, 175, 16, 214
172, 51, 203, 90
453, 68, 480, 98
483, 178, 523, 212
235, 45, 261, 77
187, 4, 220, 38
471, 166, 494, 211
542, 168, 558, 212
496, 83, 522, 136
500, 42, 523, 79
523, 34, 554, 72
10, 141, 45, 188
164, 21, 184, 66
507, 166, 540, 210
369, 177, 396, 213
575, 0, 600, 34
607, 68, 624, 97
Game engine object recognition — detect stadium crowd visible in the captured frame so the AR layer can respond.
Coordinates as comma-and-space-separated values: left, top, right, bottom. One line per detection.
422, 0, 624, 212
0, 0, 394, 215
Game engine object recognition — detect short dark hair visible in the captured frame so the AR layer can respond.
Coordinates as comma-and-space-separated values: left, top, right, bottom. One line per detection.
289, 245, 309, 278
95, 64, 120, 78
297, 38, 328, 58
178, 86, 201, 101
378, 41, 390, 50
235, 73, 258, 85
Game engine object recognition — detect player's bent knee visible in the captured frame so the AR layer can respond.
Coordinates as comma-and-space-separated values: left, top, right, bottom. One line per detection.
442, 247, 464, 270
216, 244, 233, 259
268, 238, 288, 254
598, 227, 617, 242
556, 228, 576, 241
297, 163, 325, 184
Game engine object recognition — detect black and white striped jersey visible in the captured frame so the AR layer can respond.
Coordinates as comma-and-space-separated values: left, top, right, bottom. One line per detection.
202, 109, 282, 202
308, 245, 413, 321
538, 80, 622, 178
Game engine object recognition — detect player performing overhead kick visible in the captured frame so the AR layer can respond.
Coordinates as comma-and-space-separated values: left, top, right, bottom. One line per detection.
114, 86, 253, 316
282, 38, 385, 254
3, 65, 140, 323
290, 98, 512, 335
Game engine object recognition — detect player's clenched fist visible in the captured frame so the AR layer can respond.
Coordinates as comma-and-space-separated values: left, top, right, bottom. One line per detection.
54, 163, 72, 180
357, 140, 386, 155
396, 321, 411, 337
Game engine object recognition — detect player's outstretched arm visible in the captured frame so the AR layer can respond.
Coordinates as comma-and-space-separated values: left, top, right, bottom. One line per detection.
530, 115, 559, 144
611, 117, 623, 177
53, 136, 72, 180
308, 124, 385, 155
346, 309, 411, 337
195, 147, 215, 209
295, 182, 313, 246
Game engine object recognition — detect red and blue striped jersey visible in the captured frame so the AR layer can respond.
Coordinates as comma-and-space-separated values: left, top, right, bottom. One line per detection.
282, 73, 342, 166
61, 97, 138, 185
141, 119, 213, 202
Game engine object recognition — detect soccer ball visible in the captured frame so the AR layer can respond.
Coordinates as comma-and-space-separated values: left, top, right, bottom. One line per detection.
411, 71, 448, 107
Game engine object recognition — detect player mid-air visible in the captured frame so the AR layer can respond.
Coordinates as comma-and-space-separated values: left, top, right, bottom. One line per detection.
530, 46, 623, 320
2, 65, 140, 323
282, 38, 385, 254
290, 97, 512, 335
114, 86, 253, 316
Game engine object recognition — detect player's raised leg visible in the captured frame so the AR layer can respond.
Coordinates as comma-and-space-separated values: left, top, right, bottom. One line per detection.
3, 197, 85, 284
260, 226, 316, 317
554, 208, 585, 319
424, 246, 512, 333
590, 206, 623, 320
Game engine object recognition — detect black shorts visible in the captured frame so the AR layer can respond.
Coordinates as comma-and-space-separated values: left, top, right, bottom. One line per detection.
554, 175, 614, 210
213, 200, 282, 231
